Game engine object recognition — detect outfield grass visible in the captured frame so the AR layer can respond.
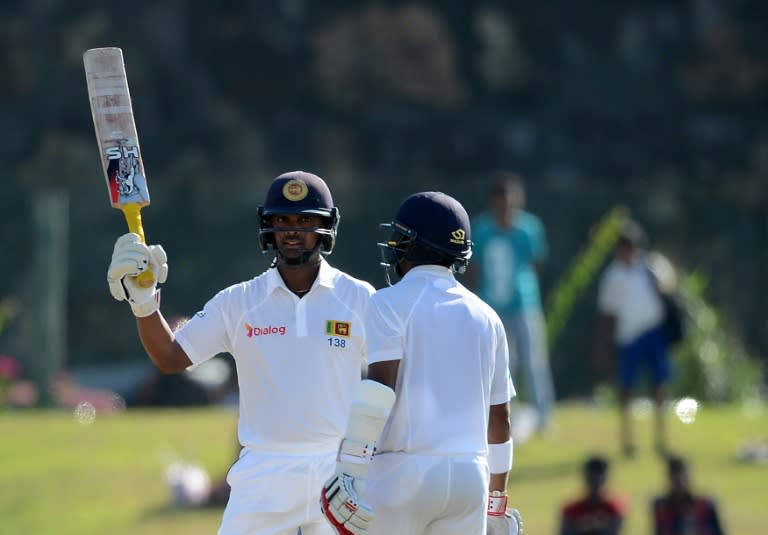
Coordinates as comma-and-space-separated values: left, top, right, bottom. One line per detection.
1, 402, 765, 534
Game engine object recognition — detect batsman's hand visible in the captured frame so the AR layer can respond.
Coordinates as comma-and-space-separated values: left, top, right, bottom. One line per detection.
320, 471, 373, 535
108, 233, 168, 318
487, 492, 523, 535
487, 509, 523, 535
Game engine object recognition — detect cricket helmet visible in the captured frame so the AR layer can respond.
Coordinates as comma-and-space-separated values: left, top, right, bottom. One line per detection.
378, 191, 472, 284
258, 171, 340, 257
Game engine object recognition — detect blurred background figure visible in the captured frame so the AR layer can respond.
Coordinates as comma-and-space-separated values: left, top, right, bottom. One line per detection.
559, 455, 626, 535
470, 172, 554, 435
166, 460, 213, 508
130, 369, 210, 407
165, 429, 237, 510
652, 455, 726, 535
594, 219, 670, 458
0, 353, 39, 409
129, 317, 237, 408
48, 371, 125, 413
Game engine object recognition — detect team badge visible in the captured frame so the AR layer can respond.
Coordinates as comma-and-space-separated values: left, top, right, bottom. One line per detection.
325, 320, 351, 337
450, 228, 466, 245
283, 179, 309, 202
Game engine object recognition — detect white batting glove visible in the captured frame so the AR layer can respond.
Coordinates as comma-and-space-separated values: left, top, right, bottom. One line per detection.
487, 509, 523, 535
320, 471, 373, 535
107, 233, 168, 317
487, 492, 523, 535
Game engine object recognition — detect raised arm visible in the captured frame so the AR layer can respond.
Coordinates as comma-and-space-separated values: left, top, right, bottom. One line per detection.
137, 313, 192, 373
107, 233, 192, 374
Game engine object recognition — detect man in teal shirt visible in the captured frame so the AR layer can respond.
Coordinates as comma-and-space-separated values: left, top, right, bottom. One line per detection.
470, 173, 554, 433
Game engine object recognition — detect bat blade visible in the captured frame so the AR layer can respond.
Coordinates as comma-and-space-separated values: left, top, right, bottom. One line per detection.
84, 47, 155, 288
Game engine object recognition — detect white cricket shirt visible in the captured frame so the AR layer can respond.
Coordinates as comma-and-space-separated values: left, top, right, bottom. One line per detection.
175, 259, 375, 454
366, 265, 515, 457
597, 257, 664, 345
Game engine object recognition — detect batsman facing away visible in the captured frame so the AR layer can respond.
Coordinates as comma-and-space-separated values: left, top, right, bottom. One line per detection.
320, 191, 522, 535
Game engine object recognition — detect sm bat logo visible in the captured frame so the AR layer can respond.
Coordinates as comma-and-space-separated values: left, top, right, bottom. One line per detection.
105, 141, 149, 205
105, 145, 140, 160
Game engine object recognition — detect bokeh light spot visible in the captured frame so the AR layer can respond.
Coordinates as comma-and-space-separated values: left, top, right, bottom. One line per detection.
674, 397, 699, 424
73, 401, 96, 424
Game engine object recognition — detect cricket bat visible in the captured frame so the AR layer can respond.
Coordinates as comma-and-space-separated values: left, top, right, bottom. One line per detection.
84, 47, 154, 287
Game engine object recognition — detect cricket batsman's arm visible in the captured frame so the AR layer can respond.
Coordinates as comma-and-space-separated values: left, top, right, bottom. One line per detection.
488, 401, 512, 493
106, 233, 191, 373
487, 403, 523, 535
136, 314, 192, 374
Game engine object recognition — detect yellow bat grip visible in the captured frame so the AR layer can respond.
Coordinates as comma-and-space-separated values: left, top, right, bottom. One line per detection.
122, 203, 156, 288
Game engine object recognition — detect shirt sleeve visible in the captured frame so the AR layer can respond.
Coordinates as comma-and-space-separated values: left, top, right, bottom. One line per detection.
491, 319, 515, 405
174, 290, 232, 368
365, 292, 405, 364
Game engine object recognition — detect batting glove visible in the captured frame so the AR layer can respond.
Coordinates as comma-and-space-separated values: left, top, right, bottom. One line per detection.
487, 491, 523, 535
320, 471, 373, 535
107, 233, 168, 317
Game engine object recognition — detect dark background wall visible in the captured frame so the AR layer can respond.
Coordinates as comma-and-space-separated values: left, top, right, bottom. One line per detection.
1, 0, 766, 398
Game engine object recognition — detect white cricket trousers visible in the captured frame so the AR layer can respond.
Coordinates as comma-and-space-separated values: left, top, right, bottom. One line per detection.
365, 452, 489, 535
218, 449, 337, 535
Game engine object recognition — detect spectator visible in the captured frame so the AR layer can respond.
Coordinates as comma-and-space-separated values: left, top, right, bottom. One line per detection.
652, 455, 726, 535
470, 172, 554, 433
560, 455, 626, 535
594, 219, 671, 457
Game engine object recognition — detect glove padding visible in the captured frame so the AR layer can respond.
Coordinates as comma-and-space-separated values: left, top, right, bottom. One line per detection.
107, 233, 168, 317
487, 508, 523, 535
320, 471, 373, 535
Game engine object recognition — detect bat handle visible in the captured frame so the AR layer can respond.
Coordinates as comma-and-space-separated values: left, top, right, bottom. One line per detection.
122, 203, 156, 288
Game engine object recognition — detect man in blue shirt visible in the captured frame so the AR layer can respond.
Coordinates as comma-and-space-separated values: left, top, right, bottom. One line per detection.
470, 172, 555, 434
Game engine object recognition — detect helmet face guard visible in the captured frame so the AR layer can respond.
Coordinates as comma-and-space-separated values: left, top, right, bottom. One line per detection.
377, 222, 414, 286
257, 171, 340, 265
258, 206, 340, 264
377, 220, 471, 286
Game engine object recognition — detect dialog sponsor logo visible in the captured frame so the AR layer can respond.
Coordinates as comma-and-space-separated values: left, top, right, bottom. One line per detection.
245, 323, 287, 338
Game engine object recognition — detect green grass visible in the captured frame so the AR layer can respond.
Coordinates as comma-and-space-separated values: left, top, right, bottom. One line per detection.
1, 402, 765, 534
514, 402, 767, 534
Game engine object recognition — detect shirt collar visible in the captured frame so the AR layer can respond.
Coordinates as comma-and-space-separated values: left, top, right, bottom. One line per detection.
266, 258, 337, 296
402, 264, 455, 281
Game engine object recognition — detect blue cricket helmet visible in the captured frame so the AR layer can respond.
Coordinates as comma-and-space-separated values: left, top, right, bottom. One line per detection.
379, 191, 472, 284
257, 171, 340, 256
